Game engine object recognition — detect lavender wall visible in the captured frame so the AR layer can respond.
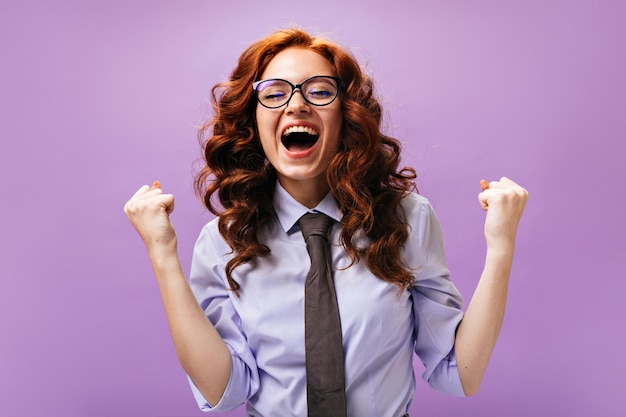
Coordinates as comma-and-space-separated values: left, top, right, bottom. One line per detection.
2, 1, 624, 416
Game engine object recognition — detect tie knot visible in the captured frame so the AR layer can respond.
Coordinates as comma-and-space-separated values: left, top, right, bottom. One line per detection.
298, 212, 334, 241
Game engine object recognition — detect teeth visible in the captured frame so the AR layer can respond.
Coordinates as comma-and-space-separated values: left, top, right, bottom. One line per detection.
283, 125, 319, 136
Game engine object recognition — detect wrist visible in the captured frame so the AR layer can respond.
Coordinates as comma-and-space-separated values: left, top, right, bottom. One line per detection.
148, 243, 180, 271
483, 242, 515, 279
485, 234, 515, 253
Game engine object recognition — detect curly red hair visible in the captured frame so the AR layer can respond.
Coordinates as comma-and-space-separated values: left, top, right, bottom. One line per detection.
194, 28, 417, 295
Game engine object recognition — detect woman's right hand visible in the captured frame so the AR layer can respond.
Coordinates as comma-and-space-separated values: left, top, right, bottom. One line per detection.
124, 182, 177, 255
125, 183, 232, 402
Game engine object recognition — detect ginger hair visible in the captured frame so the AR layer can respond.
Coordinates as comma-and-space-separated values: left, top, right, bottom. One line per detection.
194, 28, 417, 295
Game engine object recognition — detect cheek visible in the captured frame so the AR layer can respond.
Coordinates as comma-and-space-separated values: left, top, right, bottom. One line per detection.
327, 103, 343, 131
255, 109, 277, 137
328, 112, 344, 145
335, 113, 344, 134
254, 107, 264, 133
255, 112, 276, 157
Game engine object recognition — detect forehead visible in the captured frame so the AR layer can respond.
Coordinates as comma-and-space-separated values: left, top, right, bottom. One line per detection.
260, 48, 336, 81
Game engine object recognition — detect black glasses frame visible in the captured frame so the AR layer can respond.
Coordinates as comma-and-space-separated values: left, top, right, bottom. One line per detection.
252, 75, 343, 109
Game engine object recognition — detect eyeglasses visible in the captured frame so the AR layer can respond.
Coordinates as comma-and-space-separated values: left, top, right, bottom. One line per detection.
252, 75, 342, 109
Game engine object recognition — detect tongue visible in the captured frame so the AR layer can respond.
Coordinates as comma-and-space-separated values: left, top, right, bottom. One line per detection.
283, 132, 318, 151
289, 140, 314, 151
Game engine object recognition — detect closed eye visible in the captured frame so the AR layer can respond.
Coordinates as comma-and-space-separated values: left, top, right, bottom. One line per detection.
262, 91, 288, 101
307, 89, 333, 98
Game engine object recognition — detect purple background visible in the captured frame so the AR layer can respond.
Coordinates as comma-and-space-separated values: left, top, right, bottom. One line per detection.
2, 1, 624, 416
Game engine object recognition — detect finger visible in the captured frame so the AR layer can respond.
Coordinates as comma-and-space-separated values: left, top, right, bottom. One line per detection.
130, 180, 164, 200
129, 181, 164, 200
125, 192, 174, 217
478, 188, 491, 211
130, 184, 151, 199
488, 176, 519, 189
139, 185, 166, 200
478, 179, 492, 210
159, 193, 175, 215
144, 193, 176, 215
124, 183, 167, 213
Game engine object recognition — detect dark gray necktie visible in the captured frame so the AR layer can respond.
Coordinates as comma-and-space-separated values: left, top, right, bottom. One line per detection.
298, 212, 347, 417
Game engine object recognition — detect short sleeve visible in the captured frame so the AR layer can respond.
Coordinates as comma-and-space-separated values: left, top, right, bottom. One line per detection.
404, 195, 466, 397
187, 221, 261, 411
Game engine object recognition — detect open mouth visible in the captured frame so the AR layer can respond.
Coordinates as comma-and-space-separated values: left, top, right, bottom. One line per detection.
281, 126, 320, 152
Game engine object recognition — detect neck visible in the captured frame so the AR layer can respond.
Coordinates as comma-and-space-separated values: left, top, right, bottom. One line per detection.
278, 176, 330, 209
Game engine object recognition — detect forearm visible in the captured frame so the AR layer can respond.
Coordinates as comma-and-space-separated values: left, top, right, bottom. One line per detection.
150, 247, 232, 405
454, 242, 514, 396
124, 185, 232, 404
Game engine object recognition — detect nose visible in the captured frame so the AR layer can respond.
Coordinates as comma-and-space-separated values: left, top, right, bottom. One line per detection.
284, 89, 310, 114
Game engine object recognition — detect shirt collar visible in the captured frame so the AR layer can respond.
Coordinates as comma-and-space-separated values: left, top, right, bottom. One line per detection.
273, 181, 343, 234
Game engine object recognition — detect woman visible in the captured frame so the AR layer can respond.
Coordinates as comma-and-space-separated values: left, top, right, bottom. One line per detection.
124, 28, 529, 417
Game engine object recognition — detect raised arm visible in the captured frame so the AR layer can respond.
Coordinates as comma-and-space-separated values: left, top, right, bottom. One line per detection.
454, 177, 529, 396
123, 182, 231, 405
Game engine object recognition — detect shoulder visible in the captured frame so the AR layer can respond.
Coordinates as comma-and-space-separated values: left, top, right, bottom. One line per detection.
398, 192, 446, 268
400, 191, 431, 207
198, 216, 221, 240
399, 192, 437, 224
193, 217, 231, 260
190, 217, 237, 288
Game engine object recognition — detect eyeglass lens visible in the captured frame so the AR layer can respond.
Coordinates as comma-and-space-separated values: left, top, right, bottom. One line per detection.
255, 76, 339, 108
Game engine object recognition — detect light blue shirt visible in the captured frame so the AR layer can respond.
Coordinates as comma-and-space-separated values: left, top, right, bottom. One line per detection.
188, 182, 465, 417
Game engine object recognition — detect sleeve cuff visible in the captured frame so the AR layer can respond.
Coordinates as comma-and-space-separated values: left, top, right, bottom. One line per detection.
425, 347, 466, 397
187, 347, 252, 412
